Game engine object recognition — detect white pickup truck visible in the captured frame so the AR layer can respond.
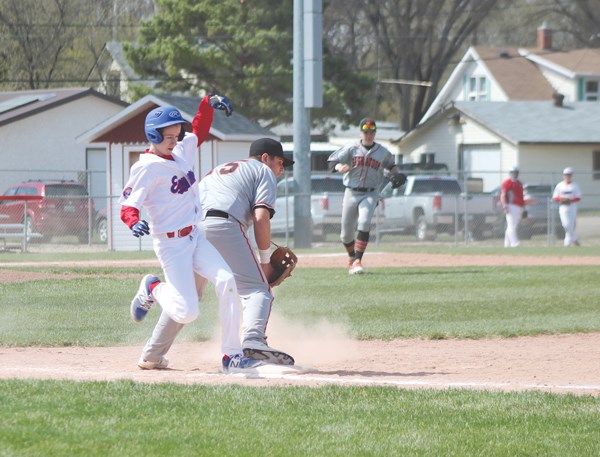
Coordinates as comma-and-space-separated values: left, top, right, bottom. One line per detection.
270, 174, 345, 239
378, 175, 498, 241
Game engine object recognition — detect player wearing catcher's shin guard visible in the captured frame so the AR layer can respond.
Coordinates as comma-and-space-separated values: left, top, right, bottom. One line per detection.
328, 118, 404, 275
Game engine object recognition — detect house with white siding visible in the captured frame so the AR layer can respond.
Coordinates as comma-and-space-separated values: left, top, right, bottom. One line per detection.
396, 23, 600, 205
399, 100, 600, 207
0, 87, 127, 190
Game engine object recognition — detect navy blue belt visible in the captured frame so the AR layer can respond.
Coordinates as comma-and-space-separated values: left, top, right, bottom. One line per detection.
206, 209, 229, 219
349, 187, 375, 192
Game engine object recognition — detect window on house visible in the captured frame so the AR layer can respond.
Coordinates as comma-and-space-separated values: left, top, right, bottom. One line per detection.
129, 150, 146, 168
468, 76, 487, 101
478, 77, 487, 101
585, 81, 599, 101
593, 150, 600, 180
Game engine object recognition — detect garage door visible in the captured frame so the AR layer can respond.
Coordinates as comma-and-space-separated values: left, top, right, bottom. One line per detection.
460, 144, 502, 192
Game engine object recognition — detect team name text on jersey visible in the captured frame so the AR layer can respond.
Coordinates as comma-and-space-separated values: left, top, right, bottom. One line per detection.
171, 170, 196, 195
352, 156, 381, 171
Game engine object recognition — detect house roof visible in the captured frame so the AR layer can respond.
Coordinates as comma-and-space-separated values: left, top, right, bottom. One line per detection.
421, 45, 600, 124
519, 47, 600, 76
437, 101, 600, 144
158, 94, 273, 139
474, 47, 555, 99
78, 93, 275, 144
0, 87, 127, 127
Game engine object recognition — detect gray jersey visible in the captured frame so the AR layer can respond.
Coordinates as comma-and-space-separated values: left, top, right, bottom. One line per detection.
328, 141, 395, 189
199, 159, 277, 230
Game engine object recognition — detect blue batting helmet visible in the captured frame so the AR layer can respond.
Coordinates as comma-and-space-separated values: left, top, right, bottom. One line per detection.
144, 106, 188, 144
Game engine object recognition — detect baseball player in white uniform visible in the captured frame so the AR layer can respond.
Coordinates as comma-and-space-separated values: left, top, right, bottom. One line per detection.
552, 167, 582, 246
327, 119, 399, 274
119, 95, 261, 373
198, 138, 295, 365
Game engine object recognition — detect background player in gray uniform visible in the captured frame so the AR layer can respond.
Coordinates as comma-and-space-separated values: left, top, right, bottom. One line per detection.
198, 138, 295, 365
328, 119, 399, 274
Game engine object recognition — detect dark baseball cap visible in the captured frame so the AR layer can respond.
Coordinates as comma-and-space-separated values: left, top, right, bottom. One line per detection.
360, 118, 377, 131
249, 138, 294, 167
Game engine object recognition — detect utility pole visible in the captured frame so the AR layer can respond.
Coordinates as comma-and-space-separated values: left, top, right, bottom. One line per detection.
293, 0, 322, 248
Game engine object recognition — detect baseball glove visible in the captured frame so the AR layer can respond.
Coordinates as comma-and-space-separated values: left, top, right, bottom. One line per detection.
268, 246, 298, 287
560, 198, 571, 205
390, 172, 407, 189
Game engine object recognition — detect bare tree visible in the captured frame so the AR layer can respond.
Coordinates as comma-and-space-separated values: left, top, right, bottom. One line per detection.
326, 0, 502, 130
0, 0, 153, 91
0, 0, 81, 89
547, 0, 600, 47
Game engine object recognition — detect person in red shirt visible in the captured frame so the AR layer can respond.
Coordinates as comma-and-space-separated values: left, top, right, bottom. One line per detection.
500, 166, 525, 247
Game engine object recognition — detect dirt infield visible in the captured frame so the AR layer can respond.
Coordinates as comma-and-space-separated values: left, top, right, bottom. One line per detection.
1, 252, 599, 395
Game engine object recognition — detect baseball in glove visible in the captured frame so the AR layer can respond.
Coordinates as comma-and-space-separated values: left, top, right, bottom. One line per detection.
268, 246, 298, 287
390, 172, 407, 189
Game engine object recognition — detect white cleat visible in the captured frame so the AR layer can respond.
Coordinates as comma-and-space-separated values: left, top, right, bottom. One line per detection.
138, 356, 169, 370
349, 259, 365, 275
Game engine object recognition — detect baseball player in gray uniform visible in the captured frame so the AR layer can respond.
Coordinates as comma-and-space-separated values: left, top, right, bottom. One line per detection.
328, 119, 399, 274
198, 138, 295, 365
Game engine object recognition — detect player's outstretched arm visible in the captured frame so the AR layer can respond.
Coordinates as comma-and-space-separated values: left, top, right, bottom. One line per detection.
192, 95, 215, 145
192, 94, 233, 146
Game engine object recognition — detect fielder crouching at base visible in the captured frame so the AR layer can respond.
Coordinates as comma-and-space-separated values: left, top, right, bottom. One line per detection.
198, 138, 296, 366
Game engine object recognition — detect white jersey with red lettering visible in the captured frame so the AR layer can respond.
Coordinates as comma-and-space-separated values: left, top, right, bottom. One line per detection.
552, 180, 582, 204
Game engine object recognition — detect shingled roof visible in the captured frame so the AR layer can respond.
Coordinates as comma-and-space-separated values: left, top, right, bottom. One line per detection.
158, 94, 273, 138
521, 47, 600, 75
78, 93, 275, 144
454, 100, 600, 144
0, 87, 126, 127
473, 47, 555, 99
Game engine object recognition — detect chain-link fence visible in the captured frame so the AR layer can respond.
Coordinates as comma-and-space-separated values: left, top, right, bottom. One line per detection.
0, 169, 108, 251
1, 168, 598, 251
272, 169, 600, 248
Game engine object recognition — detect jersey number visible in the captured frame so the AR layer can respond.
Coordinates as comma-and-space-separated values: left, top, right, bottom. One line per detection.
219, 162, 239, 175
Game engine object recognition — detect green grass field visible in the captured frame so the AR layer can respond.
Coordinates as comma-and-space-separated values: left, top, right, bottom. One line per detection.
1, 247, 599, 456
1, 381, 598, 457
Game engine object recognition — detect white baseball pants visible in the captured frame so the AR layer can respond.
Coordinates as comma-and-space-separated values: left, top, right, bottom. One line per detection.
559, 204, 578, 246
504, 204, 523, 248
149, 226, 242, 357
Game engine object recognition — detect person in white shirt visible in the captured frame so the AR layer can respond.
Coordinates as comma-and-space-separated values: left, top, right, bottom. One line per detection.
552, 167, 582, 246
